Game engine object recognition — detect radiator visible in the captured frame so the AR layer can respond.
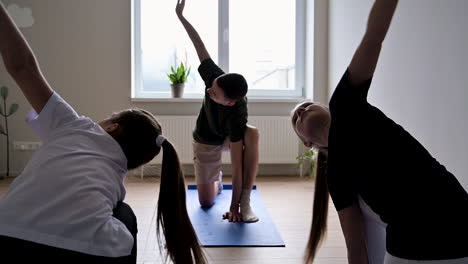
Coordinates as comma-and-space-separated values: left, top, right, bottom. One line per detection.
148, 116, 299, 164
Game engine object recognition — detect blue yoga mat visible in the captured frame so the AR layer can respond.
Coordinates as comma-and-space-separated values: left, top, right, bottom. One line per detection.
186, 184, 285, 247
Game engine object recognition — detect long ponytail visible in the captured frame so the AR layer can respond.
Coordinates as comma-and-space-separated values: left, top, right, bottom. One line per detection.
305, 148, 329, 263
156, 140, 207, 264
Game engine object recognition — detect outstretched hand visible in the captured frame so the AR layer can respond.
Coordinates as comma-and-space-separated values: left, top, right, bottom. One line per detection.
175, 0, 185, 18
174, 0, 211, 62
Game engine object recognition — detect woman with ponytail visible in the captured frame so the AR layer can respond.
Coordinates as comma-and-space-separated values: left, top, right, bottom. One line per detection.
0, 2, 204, 262
291, 102, 331, 263
105, 111, 206, 263
292, 1, 468, 263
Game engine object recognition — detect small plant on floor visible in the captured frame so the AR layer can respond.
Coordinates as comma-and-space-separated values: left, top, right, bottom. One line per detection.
0, 86, 19, 179
296, 148, 318, 179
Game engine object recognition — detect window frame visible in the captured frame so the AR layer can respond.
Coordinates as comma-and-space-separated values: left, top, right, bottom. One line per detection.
131, 0, 307, 99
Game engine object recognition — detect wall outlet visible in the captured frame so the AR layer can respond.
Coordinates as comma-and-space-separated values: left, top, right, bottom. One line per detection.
13, 141, 42, 151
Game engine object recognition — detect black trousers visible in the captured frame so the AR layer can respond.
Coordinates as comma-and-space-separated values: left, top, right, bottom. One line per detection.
0, 201, 138, 264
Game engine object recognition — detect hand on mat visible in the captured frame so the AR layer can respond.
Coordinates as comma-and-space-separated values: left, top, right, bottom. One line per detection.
223, 206, 242, 222
175, 0, 185, 17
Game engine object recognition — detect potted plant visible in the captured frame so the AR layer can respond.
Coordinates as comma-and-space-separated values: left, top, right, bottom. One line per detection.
296, 148, 318, 179
167, 62, 190, 98
0, 86, 19, 179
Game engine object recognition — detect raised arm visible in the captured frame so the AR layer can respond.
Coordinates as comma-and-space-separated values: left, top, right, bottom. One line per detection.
0, 2, 53, 113
175, 0, 211, 62
348, 0, 399, 87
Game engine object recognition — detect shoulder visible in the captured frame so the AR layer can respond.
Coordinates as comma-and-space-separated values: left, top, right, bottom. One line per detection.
198, 58, 224, 74
198, 59, 225, 87
329, 69, 373, 115
199, 58, 216, 67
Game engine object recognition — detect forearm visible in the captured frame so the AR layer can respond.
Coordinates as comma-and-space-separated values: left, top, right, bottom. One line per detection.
348, 0, 398, 87
0, 2, 38, 74
229, 141, 244, 208
364, 0, 399, 44
0, 2, 52, 113
177, 15, 210, 62
230, 168, 243, 208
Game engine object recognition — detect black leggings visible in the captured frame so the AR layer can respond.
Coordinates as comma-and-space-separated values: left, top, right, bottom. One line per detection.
0, 201, 138, 264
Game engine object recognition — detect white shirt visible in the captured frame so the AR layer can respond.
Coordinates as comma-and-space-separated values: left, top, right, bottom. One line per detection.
0, 92, 133, 257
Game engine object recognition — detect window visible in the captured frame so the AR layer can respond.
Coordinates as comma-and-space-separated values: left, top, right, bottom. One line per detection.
132, 0, 305, 99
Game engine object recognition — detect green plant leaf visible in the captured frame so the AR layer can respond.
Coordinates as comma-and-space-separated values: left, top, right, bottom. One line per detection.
176, 71, 183, 83
167, 61, 191, 84
168, 74, 176, 84
0, 123, 6, 135
0, 86, 8, 100
185, 67, 191, 81
177, 65, 183, 76
8, 103, 19, 116
296, 148, 319, 173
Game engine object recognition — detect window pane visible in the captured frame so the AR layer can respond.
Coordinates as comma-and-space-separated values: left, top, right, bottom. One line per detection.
230, 0, 296, 91
140, 0, 217, 94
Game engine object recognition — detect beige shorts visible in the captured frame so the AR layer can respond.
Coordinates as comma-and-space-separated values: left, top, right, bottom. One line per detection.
193, 139, 230, 184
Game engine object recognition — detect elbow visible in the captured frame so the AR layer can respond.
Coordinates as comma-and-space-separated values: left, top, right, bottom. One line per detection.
6, 62, 25, 76
361, 35, 384, 48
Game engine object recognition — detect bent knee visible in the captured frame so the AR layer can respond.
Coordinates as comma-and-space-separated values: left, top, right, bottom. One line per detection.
197, 183, 217, 207
245, 125, 260, 142
199, 198, 215, 208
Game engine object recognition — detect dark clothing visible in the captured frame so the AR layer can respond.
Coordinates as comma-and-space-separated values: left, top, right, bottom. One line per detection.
193, 59, 248, 145
0, 201, 137, 264
327, 70, 468, 260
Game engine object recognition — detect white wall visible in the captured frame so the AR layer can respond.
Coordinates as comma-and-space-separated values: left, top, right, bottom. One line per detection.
329, 0, 468, 190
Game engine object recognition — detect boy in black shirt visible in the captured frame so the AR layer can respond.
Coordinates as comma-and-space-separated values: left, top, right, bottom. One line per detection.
176, 0, 259, 223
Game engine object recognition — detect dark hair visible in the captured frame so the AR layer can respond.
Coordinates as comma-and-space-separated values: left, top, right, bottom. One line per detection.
305, 148, 329, 263
157, 140, 207, 264
109, 109, 161, 170
217, 73, 248, 101
110, 109, 206, 263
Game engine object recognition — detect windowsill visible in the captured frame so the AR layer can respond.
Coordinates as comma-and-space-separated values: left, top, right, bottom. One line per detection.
131, 97, 308, 103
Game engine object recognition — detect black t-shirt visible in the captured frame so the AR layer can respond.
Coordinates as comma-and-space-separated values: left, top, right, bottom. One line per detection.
327, 70, 468, 260
192, 59, 248, 145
